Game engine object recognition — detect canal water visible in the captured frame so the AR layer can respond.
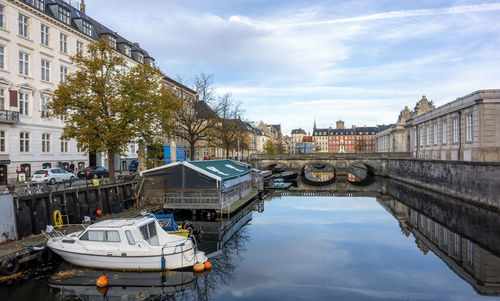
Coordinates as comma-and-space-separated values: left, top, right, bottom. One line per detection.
1, 178, 499, 300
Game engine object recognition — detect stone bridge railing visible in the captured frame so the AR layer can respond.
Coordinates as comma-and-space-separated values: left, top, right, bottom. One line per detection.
249, 152, 410, 176
250, 152, 500, 209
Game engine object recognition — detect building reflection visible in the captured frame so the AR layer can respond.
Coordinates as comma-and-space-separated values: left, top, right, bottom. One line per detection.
378, 196, 500, 296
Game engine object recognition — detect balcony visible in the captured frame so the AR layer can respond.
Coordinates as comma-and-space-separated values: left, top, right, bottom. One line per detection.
0, 110, 20, 124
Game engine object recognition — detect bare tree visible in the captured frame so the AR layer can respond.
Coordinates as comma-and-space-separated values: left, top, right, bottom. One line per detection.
214, 93, 245, 159
171, 73, 220, 160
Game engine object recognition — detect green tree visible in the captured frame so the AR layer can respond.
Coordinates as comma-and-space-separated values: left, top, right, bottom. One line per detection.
48, 39, 177, 182
263, 139, 275, 154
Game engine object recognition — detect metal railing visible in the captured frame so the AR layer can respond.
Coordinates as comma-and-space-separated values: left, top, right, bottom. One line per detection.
0, 109, 20, 123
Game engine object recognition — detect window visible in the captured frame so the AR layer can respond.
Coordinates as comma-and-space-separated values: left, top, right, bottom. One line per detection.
125, 230, 135, 245
0, 131, 5, 152
442, 120, 447, 144
19, 92, 29, 115
443, 228, 448, 247
41, 24, 49, 46
454, 233, 461, 257
60, 66, 67, 82
106, 231, 120, 242
433, 123, 438, 145
419, 127, 423, 146
34, 0, 44, 10
19, 52, 29, 75
137, 53, 144, 63
42, 133, 50, 152
58, 6, 70, 24
41, 59, 50, 81
426, 126, 430, 146
0, 45, 4, 69
124, 45, 131, 57
20, 132, 30, 152
0, 5, 4, 29
453, 117, 459, 143
139, 221, 159, 246
76, 41, 83, 53
41, 95, 49, 117
60, 139, 68, 152
414, 127, 417, 146
0, 88, 4, 109
467, 240, 473, 265
82, 21, 92, 36
466, 114, 472, 142
108, 35, 116, 48
60, 33, 67, 53
18, 14, 29, 38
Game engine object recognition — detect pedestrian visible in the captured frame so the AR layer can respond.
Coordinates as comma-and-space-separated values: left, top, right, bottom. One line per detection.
69, 161, 75, 173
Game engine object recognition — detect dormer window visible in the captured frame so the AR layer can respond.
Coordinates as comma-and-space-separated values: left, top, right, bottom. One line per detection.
107, 35, 116, 48
137, 53, 144, 63
58, 6, 70, 25
82, 20, 92, 36
124, 45, 131, 57
34, 0, 44, 10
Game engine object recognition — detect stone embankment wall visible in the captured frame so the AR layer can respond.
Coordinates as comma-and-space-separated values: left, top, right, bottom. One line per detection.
385, 159, 500, 209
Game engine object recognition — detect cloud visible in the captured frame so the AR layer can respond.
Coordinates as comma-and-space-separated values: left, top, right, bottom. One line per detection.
84, 0, 500, 134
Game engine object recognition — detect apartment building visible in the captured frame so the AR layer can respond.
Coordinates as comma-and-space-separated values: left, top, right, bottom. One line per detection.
0, 0, 155, 183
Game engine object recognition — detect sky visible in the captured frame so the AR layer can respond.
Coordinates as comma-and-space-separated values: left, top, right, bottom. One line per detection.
81, 0, 500, 135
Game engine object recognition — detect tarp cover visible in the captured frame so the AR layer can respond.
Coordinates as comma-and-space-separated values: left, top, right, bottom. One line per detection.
189, 160, 251, 180
144, 164, 218, 190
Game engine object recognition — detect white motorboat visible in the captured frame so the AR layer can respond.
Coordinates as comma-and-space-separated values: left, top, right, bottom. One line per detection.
46, 217, 207, 271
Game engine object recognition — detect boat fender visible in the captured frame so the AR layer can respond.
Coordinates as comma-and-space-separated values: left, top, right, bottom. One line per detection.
204, 261, 212, 270
193, 262, 205, 272
36, 248, 53, 264
0, 257, 20, 276
96, 274, 109, 287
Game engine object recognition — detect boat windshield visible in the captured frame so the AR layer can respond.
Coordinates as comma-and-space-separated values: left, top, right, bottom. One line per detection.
79, 230, 121, 242
139, 221, 159, 246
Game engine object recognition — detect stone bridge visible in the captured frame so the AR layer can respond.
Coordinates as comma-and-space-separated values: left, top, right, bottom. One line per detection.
249, 153, 410, 177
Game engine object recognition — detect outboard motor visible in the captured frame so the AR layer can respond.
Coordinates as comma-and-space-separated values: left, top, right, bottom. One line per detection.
182, 220, 203, 242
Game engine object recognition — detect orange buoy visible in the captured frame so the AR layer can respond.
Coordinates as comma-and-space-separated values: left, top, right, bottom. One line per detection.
204, 261, 212, 270
96, 274, 109, 287
96, 209, 102, 216
193, 262, 205, 272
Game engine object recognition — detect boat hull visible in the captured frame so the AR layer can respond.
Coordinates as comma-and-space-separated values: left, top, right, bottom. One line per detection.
49, 246, 207, 271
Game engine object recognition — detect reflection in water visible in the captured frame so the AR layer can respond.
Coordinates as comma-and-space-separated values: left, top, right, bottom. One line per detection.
303, 164, 335, 184
378, 196, 500, 296
2, 179, 500, 300
347, 172, 361, 182
49, 264, 196, 300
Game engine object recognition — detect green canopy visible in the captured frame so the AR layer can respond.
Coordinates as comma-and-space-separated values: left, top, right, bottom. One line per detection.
189, 160, 250, 181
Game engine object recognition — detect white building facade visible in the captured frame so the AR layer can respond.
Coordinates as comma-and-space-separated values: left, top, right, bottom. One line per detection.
0, 0, 155, 183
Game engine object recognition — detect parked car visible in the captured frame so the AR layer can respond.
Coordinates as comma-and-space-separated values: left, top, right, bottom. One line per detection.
32, 168, 76, 184
78, 166, 109, 179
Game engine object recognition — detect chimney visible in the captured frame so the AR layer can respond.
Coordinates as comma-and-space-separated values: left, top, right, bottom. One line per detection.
80, 0, 85, 13
133, 42, 140, 48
